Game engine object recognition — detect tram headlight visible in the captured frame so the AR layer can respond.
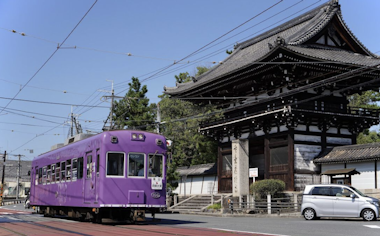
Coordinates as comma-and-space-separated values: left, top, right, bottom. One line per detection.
138, 134, 144, 140
132, 133, 137, 139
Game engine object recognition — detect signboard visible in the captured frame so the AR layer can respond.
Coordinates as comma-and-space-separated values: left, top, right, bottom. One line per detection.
249, 168, 258, 178
151, 177, 163, 190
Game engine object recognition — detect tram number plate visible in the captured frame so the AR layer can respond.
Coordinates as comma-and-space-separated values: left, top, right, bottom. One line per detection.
151, 177, 163, 190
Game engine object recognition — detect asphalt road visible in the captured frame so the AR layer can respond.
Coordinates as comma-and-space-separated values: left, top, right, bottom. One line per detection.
0, 204, 379, 236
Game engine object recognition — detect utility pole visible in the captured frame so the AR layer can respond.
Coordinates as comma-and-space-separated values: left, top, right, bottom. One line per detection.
99, 80, 123, 131
69, 106, 81, 138
0, 151, 6, 206
16, 154, 21, 200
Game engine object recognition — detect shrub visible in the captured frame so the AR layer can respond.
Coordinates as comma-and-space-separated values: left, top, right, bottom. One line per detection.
250, 179, 285, 199
207, 203, 221, 210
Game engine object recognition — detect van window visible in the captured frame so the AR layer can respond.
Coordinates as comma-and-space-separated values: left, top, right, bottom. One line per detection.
332, 187, 354, 197
311, 187, 331, 196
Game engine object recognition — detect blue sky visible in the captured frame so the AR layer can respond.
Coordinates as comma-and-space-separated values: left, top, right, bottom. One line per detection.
1, 0, 379, 160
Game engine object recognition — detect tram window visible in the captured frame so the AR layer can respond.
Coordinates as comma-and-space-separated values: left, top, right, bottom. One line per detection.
96, 154, 100, 176
72, 159, 78, 181
148, 154, 163, 178
38, 168, 42, 184
78, 157, 84, 179
35, 166, 39, 185
61, 162, 66, 181
47, 165, 51, 184
56, 162, 61, 182
42, 167, 47, 184
128, 153, 145, 177
66, 160, 71, 181
106, 152, 125, 177
86, 155, 92, 179
51, 164, 56, 182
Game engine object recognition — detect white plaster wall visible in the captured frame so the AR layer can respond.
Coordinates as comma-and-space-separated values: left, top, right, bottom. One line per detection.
326, 137, 352, 145
321, 163, 345, 184
295, 125, 307, 132
340, 128, 351, 135
326, 127, 338, 134
347, 162, 375, 189
309, 125, 321, 132
294, 144, 321, 172
294, 134, 321, 143
190, 177, 203, 195
203, 175, 218, 194
173, 176, 218, 195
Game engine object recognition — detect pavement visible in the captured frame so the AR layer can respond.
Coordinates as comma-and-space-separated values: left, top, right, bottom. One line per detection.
166, 210, 302, 218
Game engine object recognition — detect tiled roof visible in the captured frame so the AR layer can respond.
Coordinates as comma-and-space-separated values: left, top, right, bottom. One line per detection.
313, 142, 380, 164
164, 0, 380, 96
176, 163, 217, 176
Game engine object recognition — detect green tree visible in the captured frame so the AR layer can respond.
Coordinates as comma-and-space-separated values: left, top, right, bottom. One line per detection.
159, 67, 221, 190
348, 90, 380, 109
348, 90, 380, 144
250, 179, 285, 199
113, 77, 156, 131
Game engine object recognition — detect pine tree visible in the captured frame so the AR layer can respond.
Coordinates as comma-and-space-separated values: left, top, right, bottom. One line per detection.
348, 90, 380, 143
113, 77, 156, 131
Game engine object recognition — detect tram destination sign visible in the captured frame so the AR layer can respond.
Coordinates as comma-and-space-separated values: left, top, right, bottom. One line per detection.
151, 177, 163, 190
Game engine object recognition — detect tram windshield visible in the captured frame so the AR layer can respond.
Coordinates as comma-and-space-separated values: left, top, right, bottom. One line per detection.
128, 153, 145, 177
148, 154, 163, 177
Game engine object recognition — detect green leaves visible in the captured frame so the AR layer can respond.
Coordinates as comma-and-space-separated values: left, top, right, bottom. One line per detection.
113, 77, 155, 131
250, 179, 285, 198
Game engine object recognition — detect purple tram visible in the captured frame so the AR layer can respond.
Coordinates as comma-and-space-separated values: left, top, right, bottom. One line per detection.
30, 130, 167, 222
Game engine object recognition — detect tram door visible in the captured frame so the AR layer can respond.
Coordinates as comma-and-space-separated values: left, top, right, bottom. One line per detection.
84, 152, 95, 203
94, 149, 100, 203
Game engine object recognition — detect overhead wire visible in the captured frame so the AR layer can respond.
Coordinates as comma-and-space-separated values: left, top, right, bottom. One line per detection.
0, 0, 98, 115
71, 0, 328, 120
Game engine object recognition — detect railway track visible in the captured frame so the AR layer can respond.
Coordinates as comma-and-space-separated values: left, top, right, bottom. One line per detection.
0, 209, 274, 236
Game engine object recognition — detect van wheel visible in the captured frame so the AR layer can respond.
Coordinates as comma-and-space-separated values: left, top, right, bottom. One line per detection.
362, 209, 376, 221
303, 208, 317, 220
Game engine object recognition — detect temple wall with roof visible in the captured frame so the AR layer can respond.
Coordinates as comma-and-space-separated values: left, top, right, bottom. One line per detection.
164, 0, 380, 194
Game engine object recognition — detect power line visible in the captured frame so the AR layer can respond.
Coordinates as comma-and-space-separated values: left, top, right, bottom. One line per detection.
0, 0, 98, 115
0, 96, 109, 108
67, 1, 321, 114
0, 78, 91, 96
138, 1, 284, 84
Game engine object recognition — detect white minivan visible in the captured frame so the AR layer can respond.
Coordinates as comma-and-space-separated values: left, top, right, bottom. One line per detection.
301, 184, 379, 221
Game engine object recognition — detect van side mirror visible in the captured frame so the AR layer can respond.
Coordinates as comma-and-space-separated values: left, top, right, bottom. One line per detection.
350, 194, 356, 198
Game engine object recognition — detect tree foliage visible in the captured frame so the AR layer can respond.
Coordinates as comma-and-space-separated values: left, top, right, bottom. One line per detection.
348, 90, 380, 144
159, 67, 221, 190
250, 179, 285, 199
348, 90, 380, 109
113, 77, 156, 131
